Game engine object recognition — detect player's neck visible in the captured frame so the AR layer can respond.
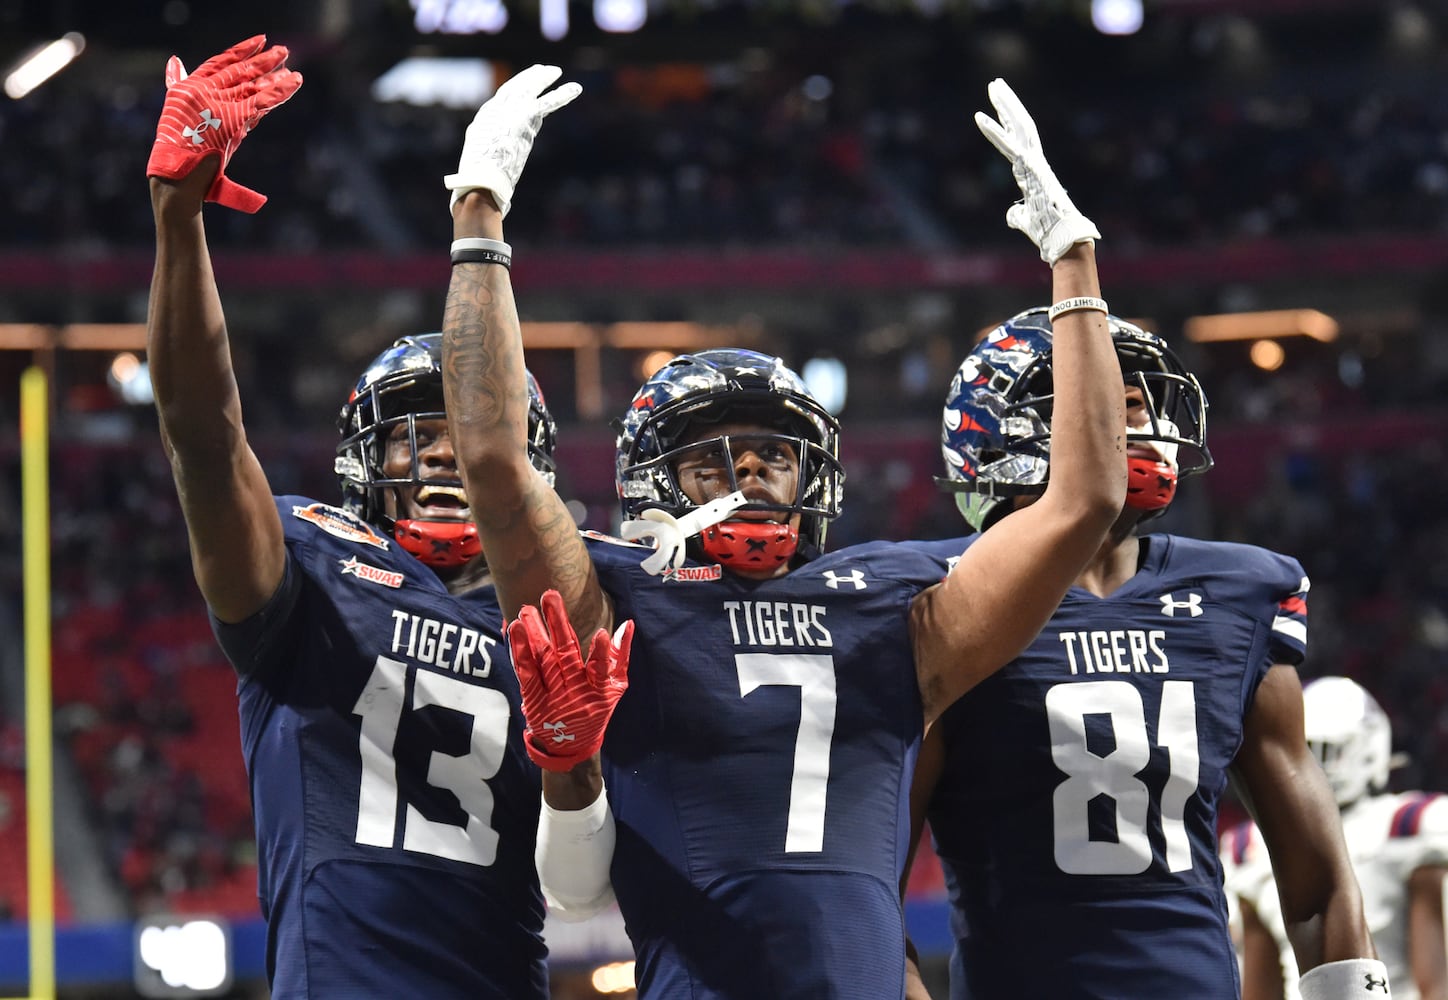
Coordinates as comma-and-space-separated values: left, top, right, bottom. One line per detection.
1073, 527, 1142, 598
438, 557, 495, 595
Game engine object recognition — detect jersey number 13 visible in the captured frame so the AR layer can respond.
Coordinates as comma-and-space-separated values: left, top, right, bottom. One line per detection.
352, 655, 510, 867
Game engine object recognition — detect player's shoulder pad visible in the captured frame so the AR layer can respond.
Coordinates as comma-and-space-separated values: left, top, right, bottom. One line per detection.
580, 528, 654, 572
278, 496, 395, 553
1159, 535, 1306, 593
1387, 791, 1448, 841
824, 536, 972, 585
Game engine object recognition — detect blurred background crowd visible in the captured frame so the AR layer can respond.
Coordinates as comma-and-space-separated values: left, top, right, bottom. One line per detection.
1, 0, 1447, 995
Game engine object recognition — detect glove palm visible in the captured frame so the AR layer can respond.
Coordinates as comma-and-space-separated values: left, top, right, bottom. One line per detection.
508, 590, 632, 772
146, 35, 303, 214
975, 78, 1100, 266
445, 64, 582, 217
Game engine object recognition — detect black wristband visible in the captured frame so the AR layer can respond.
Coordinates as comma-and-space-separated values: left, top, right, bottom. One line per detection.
450, 248, 512, 268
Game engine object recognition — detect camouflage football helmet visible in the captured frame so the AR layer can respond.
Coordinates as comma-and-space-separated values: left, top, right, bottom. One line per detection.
938, 307, 1211, 532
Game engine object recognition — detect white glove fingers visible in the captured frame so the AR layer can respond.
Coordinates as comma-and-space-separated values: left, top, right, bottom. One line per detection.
503, 63, 563, 99
1005, 203, 1030, 234
537, 81, 583, 117
988, 78, 1039, 148
974, 112, 1016, 159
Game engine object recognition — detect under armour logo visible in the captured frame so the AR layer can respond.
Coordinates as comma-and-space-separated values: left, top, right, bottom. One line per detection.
1364, 973, 1389, 993
1159, 592, 1203, 617
182, 109, 221, 144
542, 721, 575, 745
822, 569, 866, 590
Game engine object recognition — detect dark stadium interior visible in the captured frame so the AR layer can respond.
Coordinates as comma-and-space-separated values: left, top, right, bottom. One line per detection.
1, 0, 1446, 995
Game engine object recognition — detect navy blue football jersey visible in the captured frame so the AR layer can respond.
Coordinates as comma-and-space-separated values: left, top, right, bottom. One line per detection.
211, 498, 547, 1000
587, 533, 966, 1000
927, 533, 1309, 999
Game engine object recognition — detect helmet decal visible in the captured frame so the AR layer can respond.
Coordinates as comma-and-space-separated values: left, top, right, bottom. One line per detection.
335, 333, 557, 567
615, 348, 844, 564
938, 308, 1212, 531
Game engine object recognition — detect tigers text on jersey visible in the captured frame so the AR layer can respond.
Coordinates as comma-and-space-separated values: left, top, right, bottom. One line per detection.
928, 533, 1308, 1000
211, 498, 547, 1000
587, 535, 965, 1000
1225, 791, 1448, 1000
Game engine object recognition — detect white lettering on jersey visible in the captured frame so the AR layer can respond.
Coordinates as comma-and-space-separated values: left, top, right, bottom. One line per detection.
723, 601, 833, 648
388, 610, 496, 677
1058, 629, 1169, 675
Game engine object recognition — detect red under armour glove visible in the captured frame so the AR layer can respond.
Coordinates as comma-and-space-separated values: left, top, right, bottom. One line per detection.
508, 590, 633, 772
146, 35, 303, 214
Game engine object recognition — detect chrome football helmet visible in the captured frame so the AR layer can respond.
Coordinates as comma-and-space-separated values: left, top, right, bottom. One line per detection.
938, 307, 1212, 532
1302, 676, 1393, 808
336, 333, 557, 568
615, 348, 844, 569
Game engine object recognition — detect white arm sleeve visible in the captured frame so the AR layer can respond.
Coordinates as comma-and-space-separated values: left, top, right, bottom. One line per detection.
535, 784, 616, 922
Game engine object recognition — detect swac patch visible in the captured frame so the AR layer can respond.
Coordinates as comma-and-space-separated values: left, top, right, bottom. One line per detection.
292, 503, 390, 550
338, 556, 404, 589
660, 564, 723, 583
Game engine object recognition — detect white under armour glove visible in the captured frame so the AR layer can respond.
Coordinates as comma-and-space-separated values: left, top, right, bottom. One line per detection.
974, 78, 1101, 267
1298, 958, 1391, 1000
444, 64, 581, 217
619, 491, 749, 575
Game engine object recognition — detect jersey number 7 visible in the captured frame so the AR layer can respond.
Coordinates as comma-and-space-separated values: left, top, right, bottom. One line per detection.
737, 653, 838, 854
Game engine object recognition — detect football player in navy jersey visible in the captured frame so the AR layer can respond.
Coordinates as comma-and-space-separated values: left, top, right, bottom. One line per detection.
439, 75, 1129, 998
144, 38, 602, 1000
901, 311, 1383, 999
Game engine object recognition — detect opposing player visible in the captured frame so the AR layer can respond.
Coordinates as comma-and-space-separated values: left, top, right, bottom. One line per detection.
902, 310, 1382, 999
1225, 677, 1446, 1000
442, 74, 1127, 997
145, 37, 606, 999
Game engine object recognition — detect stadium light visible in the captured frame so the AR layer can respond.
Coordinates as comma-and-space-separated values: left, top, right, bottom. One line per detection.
372, 58, 495, 109
1184, 309, 1339, 344
1249, 339, 1286, 372
134, 917, 232, 997
5, 33, 86, 100
1091, 0, 1143, 36
802, 355, 848, 416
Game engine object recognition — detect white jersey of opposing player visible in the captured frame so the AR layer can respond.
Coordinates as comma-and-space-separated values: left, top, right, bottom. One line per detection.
1221, 791, 1448, 1000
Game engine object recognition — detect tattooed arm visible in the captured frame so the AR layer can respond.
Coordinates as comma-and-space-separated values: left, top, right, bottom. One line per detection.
441, 190, 611, 635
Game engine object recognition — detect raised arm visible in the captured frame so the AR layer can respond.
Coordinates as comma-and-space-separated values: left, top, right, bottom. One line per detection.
912, 80, 1125, 723
145, 36, 302, 623
439, 66, 608, 636
1231, 665, 1381, 995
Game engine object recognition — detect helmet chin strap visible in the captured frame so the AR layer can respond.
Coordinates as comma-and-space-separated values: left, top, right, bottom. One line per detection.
394, 519, 481, 569
699, 521, 798, 571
